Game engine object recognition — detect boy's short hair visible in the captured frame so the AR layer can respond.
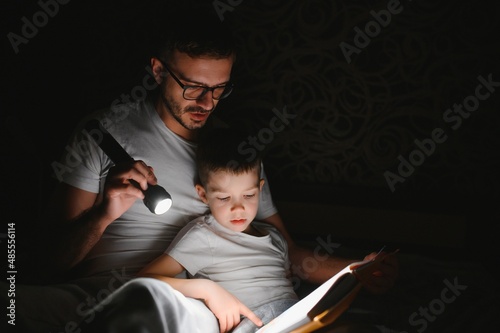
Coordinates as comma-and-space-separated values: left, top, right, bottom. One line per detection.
196, 127, 261, 186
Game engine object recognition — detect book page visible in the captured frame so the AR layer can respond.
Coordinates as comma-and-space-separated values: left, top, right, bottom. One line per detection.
256, 264, 356, 333
256, 249, 395, 333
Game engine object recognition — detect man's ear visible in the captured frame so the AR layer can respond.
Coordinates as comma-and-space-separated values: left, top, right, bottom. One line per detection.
150, 57, 164, 85
195, 184, 208, 204
259, 179, 265, 191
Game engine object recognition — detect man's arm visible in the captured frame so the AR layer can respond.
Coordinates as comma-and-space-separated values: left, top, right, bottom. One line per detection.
43, 160, 157, 273
260, 213, 398, 294
44, 183, 109, 271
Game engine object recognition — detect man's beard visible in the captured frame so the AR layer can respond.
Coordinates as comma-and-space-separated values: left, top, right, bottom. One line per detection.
161, 94, 213, 130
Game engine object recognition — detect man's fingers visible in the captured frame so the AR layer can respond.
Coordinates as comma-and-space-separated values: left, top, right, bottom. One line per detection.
112, 161, 157, 191
383, 253, 399, 270
132, 161, 158, 188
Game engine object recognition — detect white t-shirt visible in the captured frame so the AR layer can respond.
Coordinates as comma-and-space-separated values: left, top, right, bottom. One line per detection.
167, 214, 298, 311
59, 98, 278, 277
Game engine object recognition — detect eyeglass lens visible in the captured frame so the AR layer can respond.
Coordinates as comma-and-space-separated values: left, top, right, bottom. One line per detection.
183, 86, 232, 100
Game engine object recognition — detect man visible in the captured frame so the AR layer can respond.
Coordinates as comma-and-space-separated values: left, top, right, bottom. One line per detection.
12, 10, 397, 333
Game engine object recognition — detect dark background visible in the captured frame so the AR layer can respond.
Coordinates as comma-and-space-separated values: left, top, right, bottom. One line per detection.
2, 0, 499, 254
1, 1, 500, 331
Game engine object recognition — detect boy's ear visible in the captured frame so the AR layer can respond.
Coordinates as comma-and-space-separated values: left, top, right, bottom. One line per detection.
195, 184, 208, 204
259, 179, 265, 191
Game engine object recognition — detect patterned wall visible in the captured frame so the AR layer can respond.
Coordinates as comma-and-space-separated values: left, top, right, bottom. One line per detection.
3, 0, 499, 215
215, 0, 500, 210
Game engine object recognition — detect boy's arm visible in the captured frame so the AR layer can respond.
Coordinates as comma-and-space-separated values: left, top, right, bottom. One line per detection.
137, 253, 186, 278
137, 254, 263, 332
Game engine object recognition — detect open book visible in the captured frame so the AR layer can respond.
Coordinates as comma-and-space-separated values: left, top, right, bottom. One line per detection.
256, 248, 397, 333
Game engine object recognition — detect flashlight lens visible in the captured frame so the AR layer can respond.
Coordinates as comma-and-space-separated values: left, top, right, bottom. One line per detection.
154, 198, 173, 215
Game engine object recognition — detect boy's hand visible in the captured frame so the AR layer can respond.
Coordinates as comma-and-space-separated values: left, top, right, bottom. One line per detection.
202, 280, 262, 332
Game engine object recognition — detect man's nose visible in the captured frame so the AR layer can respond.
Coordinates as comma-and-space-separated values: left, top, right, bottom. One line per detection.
195, 90, 215, 110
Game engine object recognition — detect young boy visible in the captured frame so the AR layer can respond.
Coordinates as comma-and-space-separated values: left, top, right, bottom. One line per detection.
137, 128, 298, 333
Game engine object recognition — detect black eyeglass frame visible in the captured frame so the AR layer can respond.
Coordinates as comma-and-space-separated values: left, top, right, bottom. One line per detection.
157, 59, 234, 101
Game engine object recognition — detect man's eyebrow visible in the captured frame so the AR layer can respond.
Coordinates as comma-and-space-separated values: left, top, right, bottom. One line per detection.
175, 70, 230, 87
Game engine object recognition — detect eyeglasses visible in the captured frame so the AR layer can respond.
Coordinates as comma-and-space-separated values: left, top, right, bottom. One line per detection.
158, 59, 233, 100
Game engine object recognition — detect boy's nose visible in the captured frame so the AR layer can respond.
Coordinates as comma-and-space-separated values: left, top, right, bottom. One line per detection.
231, 202, 244, 211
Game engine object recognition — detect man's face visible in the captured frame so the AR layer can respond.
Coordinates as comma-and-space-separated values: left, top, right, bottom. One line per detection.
152, 50, 234, 138
196, 169, 264, 234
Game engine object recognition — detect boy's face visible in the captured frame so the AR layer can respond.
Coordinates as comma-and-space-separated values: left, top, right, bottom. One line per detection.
195, 168, 264, 234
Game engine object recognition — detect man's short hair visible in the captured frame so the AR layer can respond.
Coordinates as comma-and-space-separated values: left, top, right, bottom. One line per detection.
154, 8, 236, 62
196, 127, 261, 186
